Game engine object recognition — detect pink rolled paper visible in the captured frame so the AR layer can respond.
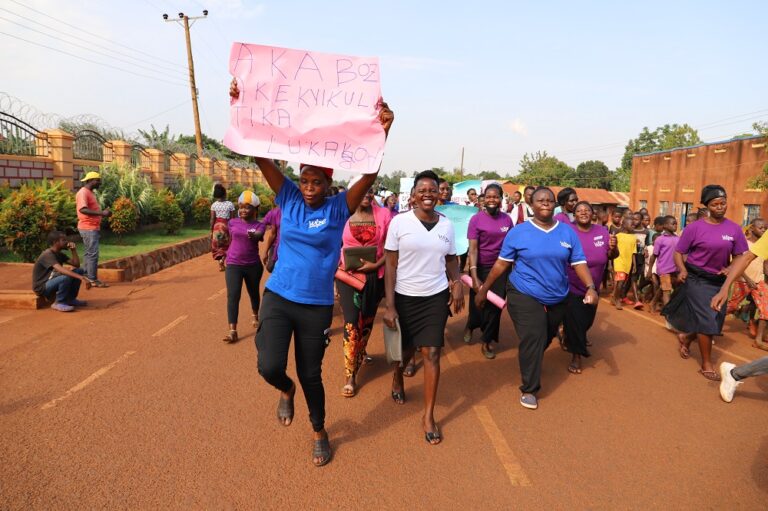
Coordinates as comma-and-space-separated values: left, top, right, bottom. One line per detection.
461, 274, 506, 309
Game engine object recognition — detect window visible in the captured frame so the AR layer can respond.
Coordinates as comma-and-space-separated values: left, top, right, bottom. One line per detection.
639, 200, 647, 210
743, 204, 761, 226
659, 201, 669, 215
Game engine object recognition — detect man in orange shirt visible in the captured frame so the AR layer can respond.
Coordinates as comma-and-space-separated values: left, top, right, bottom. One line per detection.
76, 172, 111, 287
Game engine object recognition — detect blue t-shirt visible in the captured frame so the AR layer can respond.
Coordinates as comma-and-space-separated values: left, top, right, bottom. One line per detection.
266, 179, 350, 305
498, 220, 587, 305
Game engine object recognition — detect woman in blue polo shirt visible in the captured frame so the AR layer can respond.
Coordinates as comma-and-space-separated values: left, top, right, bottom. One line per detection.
230, 80, 394, 467
475, 187, 598, 410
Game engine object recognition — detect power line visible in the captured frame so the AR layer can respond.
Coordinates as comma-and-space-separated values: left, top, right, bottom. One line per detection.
0, 31, 189, 88
0, 13, 190, 83
8, 0, 188, 71
124, 99, 191, 128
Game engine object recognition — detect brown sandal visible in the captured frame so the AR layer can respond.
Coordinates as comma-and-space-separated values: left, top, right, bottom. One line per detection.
699, 369, 721, 381
223, 330, 238, 343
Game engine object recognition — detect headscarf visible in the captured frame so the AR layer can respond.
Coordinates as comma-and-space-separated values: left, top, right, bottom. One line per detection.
700, 184, 726, 205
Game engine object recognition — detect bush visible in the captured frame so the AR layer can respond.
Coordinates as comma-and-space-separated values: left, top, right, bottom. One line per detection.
226, 182, 245, 204
109, 197, 139, 242
30, 180, 78, 234
156, 191, 184, 234
176, 175, 214, 222
192, 197, 212, 224
254, 183, 275, 215
0, 187, 57, 262
96, 162, 157, 224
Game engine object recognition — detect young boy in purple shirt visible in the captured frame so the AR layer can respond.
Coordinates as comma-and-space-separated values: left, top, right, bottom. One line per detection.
647, 215, 679, 310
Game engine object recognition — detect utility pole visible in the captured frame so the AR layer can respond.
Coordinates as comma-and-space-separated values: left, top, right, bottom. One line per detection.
460, 146, 465, 179
163, 10, 207, 156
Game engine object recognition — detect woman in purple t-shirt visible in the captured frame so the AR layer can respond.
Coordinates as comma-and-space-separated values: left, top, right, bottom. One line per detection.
563, 202, 618, 373
465, 184, 514, 358
222, 191, 265, 344
662, 185, 749, 381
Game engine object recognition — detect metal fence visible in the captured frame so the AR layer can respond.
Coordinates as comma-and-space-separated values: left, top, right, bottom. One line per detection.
73, 129, 112, 161
0, 112, 49, 156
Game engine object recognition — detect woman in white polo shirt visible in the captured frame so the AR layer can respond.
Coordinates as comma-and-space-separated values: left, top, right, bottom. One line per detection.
383, 170, 464, 445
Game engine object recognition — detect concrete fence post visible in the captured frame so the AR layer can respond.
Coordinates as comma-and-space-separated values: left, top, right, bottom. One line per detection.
146, 148, 165, 190
45, 129, 75, 190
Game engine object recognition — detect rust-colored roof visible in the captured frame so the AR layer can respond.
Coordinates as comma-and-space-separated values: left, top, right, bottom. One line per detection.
502, 182, 629, 207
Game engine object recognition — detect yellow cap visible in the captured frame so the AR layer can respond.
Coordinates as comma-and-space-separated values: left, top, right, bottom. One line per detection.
81, 171, 101, 182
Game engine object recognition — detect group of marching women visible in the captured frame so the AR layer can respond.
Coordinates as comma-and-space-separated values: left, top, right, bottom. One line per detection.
222, 80, 764, 467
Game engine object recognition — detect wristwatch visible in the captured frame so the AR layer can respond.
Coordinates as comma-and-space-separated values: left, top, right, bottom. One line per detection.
586, 284, 596, 291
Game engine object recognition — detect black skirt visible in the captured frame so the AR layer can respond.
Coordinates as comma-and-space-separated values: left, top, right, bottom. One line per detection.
662, 272, 726, 336
395, 289, 450, 349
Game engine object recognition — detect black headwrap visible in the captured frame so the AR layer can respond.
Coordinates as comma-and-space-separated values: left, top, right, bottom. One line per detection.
700, 184, 726, 205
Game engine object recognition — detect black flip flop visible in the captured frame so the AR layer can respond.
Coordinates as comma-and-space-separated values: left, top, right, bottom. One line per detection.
424, 428, 442, 445
276, 387, 295, 426
312, 437, 332, 467
391, 390, 405, 405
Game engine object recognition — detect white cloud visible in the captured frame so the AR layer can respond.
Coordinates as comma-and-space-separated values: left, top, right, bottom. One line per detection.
507, 118, 528, 136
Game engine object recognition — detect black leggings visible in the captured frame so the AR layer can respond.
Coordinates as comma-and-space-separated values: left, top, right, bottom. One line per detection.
255, 290, 333, 432
505, 282, 566, 394
225, 263, 264, 324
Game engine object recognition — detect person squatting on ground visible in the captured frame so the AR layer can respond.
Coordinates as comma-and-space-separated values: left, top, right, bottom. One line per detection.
562, 201, 618, 374
210, 183, 236, 271
337, 178, 391, 398
711, 229, 768, 400
662, 185, 748, 381
723, 218, 768, 349
464, 183, 513, 359
232, 76, 394, 467
383, 170, 464, 445
76, 171, 111, 288
32, 231, 93, 312
222, 191, 265, 344
475, 187, 598, 410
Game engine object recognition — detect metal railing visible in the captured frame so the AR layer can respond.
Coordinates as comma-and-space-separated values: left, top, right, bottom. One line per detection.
131, 144, 151, 170
0, 112, 49, 156
73, 129, 112, 161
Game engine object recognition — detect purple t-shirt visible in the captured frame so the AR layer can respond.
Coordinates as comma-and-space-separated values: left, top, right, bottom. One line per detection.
553, 212, 573, 224
226, 217, 265, 266
566, 224, 610, 295
467, 211, 513, 266
263, 207, 281, 259
653, 233, 679, 275
676, 218, 748, 274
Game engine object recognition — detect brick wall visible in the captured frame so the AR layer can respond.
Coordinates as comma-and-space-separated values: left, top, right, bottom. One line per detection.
0, 157, 54, 188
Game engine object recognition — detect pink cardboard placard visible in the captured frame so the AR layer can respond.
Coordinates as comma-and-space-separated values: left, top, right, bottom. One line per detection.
224, 42, 385, 174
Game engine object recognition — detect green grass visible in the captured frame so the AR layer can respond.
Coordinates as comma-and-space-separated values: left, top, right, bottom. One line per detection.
0, 225, 210, 263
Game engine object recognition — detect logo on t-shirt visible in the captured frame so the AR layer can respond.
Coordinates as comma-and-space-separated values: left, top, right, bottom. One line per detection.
500, 226, 510, 233
560, 241, 572, 249
437, 234, 450, 244
593, 235, 605, 247
308, 218, 327, 229
721, 234, 734, 242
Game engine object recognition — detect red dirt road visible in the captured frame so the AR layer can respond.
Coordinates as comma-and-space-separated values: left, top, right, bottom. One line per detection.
1, 255, 766, 509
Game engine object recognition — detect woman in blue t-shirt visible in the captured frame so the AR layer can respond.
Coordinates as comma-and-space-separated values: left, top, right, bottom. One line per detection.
229, 80, 394, 467
475, 187, 598, 410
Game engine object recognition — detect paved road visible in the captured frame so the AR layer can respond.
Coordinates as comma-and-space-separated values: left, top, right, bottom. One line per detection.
1, 255, 766, 509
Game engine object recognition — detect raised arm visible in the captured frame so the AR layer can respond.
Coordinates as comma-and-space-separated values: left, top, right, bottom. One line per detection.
345, 102, 394, 213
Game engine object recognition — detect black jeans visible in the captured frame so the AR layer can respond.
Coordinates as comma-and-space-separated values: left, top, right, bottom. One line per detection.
505, 282, 566, 394
255, 290, 333, 432
225, 263, 263, 324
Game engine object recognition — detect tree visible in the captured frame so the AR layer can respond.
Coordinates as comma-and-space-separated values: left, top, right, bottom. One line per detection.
618, 123, 702, 192
513, 151, 575, 186
138, 124, 178, 151
747, 121, 768, 189
574, 160, 612, 189
378, 170, 410, 193
620, 124, 702, 177
611, 166, 632, 192
477, 170, 503, 180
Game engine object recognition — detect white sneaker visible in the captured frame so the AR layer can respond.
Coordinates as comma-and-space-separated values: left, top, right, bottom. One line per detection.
719, 362, 742, 403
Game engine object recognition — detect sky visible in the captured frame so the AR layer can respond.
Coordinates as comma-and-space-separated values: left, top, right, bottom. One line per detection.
2, 0, 767, 183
